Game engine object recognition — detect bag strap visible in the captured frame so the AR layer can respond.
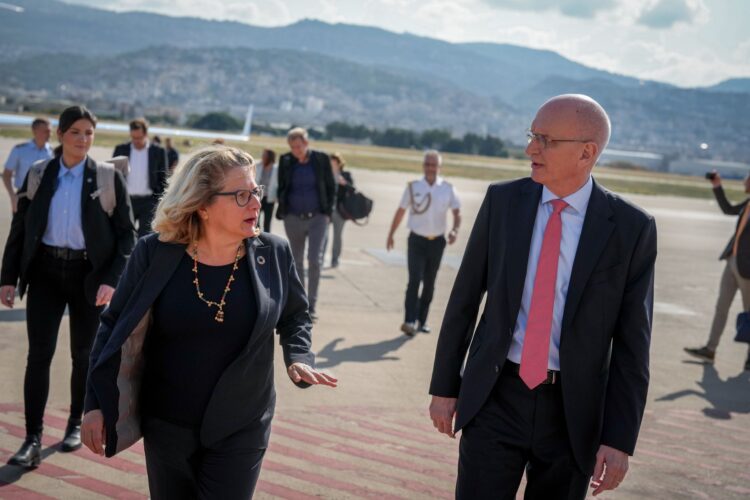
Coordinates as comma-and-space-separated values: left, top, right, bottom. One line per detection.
17, 158, 53, 201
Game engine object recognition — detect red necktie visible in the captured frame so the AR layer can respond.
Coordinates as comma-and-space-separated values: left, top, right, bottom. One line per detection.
519, 199, 568, 389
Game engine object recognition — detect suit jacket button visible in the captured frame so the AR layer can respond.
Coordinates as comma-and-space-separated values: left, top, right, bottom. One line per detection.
494, 365, 499, 373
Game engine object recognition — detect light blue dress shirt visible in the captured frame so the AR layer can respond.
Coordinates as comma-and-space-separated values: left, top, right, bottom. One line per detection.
42, 157, 87, 250
507, 176, 594, 371
4, 140, 54, 190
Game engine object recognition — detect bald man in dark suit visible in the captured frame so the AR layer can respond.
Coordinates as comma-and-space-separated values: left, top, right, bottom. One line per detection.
429, 94, 656, 499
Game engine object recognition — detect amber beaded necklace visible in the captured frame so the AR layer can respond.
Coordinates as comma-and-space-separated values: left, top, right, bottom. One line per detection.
191, 243, 244, 323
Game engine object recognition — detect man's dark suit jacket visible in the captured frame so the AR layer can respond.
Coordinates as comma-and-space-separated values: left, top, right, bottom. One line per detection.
275, 150, 336, 219
84, 233, 316, 457
112, 142, 168, 195
429, 177, 657, 473
0, 157, 136, 304
714, 186, 750, 278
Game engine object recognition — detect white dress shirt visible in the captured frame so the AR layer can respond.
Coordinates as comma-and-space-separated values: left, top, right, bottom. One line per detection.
507, 176, 593, 371
399, 176, 461, 237
127, 142, 152, 196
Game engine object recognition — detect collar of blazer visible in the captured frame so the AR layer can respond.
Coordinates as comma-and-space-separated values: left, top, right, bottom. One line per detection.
94, 235, 272, 369
505, 177, 615, 333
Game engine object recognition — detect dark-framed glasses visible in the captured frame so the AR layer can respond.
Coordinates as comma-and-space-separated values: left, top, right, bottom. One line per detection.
213, 185, 265, 207
526, 130, 590, 149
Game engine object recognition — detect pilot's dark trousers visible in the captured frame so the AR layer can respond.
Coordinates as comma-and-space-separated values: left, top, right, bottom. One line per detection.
456, 364, 589, 500
404, 232, 445, 326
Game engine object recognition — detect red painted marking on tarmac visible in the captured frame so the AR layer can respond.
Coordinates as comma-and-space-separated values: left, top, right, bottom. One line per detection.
269, 441, 452, 498
0, 419, 147, 475
0, 447, 146, 499
271, 425, 452, 480
276, 416, 456, 466
0, 480, 55, 499
255, 480, 319, 500
316, 407, 444, 446
263, 459, 403, 499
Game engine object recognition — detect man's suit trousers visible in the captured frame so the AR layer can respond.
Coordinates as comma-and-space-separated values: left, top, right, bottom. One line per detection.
456, 365, 589, 500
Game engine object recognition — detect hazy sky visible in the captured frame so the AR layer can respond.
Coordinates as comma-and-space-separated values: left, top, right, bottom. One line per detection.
60, 0, 749, 87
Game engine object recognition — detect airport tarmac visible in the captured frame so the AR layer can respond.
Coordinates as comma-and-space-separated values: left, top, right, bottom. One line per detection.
0, 138, 748, 499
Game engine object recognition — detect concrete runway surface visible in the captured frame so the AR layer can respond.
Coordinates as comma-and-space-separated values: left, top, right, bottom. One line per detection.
0, 138, 748, 499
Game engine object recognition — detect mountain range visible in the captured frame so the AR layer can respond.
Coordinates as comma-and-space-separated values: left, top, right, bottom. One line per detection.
0, 0, 748, 162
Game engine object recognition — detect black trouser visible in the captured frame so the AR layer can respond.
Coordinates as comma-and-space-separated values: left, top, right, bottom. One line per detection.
456, 365, 588, 500
404, 232, 446, 325
259, 197, 274, 233
24, 252, 102, 437
143, 417, 266, 500
131, 194, 159, 238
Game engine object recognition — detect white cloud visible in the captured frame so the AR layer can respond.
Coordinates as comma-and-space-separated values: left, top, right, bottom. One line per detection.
636, 0, 708, 29
481, 0, 618, 18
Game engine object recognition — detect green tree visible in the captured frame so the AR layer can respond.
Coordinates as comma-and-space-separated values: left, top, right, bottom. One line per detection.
186, 112, 242, 131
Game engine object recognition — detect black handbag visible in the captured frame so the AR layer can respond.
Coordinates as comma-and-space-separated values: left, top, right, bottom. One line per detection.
337, 185, 373, 225
735, 311, 750, 343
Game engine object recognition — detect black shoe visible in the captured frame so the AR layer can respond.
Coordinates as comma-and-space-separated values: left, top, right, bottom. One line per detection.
420, 324, 431, 333
7, 435, 41, 469
683, 346, 715, 363
401, 322, 417, 337
331, 260, 339, 268
61, 422, 82, 452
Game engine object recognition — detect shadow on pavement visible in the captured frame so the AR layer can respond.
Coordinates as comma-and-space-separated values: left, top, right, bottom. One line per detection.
315, 334, 413, 369
0, 309, 26, 322
656, 362, 750, 419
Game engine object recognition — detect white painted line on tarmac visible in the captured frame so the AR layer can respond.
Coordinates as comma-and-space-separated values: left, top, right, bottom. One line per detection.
654, 302, 697, 316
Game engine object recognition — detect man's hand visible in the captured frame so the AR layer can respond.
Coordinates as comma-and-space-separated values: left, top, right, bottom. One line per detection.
10, 193, 17, 213
0, 285, 15, 308
386, 234, 395, 251
590, 444, 629, 496
429, 395, 457, 438
448, 229, 458, 245
95, 285, 115, 306
287, 362, 338, 387
81, 410, 106, 456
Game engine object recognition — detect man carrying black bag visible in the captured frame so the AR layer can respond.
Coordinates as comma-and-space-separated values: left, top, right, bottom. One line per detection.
685, 170, 750, 371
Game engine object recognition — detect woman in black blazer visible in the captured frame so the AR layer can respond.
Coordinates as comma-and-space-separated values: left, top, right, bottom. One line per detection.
81, 145, 336, 499
0, 105, 136, 468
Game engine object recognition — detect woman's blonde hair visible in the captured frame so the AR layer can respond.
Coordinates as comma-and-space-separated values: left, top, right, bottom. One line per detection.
153, 145, 256, 244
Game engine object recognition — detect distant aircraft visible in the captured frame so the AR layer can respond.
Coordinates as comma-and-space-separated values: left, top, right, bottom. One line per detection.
0, 104, 254, 142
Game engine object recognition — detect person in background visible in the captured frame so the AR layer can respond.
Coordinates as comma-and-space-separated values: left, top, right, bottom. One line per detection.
255, 148, 278, 233
113, 118, 168, 238
0, 105, 136, 469
165, 137, 180, 174
3, 118, 53, 213
81, 145, 336, 499
684, 170, 750, 371
275, 127, 336, 321
387, 150, 461, 336
327, 152, 354, 268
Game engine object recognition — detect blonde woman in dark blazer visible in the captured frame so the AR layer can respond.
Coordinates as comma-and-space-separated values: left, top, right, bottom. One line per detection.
82, 146, 336, 499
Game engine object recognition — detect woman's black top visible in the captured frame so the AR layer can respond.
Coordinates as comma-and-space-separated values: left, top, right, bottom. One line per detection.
141, 251, 257, 428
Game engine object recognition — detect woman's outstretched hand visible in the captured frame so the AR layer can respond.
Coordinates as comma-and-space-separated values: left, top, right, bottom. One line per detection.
287, 363, 338, 387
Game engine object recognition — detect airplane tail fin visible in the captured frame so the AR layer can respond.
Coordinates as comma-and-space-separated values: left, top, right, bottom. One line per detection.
242, 105, 253, 138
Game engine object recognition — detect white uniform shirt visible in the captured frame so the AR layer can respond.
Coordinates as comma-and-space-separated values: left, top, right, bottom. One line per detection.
507, 176, 593, 371
399, 176, 461, 238
127, 142, 152, 196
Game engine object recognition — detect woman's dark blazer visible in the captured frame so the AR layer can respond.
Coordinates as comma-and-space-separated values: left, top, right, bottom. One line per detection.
84, 232, 315, 457
0, 156, 136, 304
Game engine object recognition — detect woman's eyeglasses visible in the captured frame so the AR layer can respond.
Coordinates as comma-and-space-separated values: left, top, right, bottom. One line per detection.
213, 186, 265, 207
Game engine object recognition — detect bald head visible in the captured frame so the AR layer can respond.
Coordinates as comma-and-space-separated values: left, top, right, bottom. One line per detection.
539, 94, 610, 160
